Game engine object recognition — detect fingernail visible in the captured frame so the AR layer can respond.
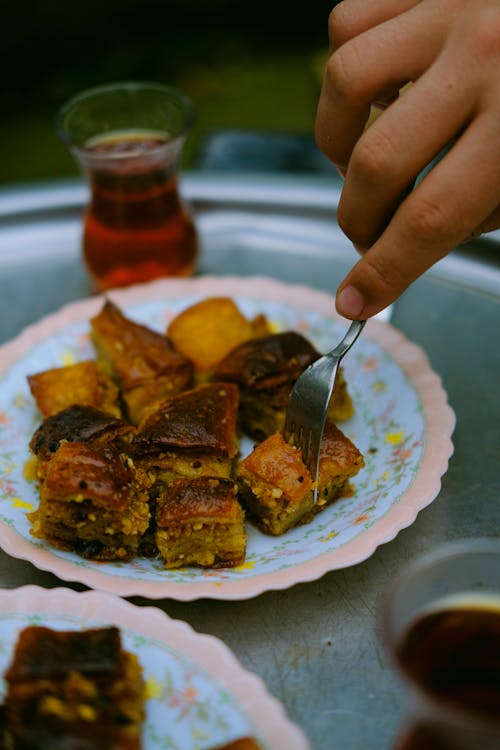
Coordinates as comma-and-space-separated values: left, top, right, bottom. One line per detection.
336, 285, 365, 318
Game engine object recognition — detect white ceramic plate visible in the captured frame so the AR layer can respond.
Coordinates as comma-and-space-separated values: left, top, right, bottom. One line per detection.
0, 276, 455, 600
0, 584, 309, 749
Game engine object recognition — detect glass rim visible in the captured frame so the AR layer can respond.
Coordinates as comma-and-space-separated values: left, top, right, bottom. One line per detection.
56, 80, 196, 151
383, 537, 500, 597
378, 537, 500, 735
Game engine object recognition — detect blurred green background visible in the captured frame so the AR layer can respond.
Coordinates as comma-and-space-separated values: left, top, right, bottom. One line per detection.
1, 0, 338, 187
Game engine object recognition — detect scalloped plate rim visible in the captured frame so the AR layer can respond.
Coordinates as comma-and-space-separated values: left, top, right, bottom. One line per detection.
0, 583, 310, 749
0, 275, 456, 600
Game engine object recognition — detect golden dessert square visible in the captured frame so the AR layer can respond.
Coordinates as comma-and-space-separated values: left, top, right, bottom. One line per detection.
214, 331, 318, 440
29, 404, 135, 482
3, 625, 144, 750
90, 299, 193, 424
27, 359, 121, 419
155, 476, 246, 568
29, 441, 151, 561
132, 382, 240, 484
300, 420, 365, 524
237, 432, 313, 535
214, 331, 354, 440
166, 296, 256, 377
237, 423, 364, 535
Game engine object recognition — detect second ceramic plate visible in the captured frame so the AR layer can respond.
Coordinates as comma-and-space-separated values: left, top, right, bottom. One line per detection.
0, 585, 309, 749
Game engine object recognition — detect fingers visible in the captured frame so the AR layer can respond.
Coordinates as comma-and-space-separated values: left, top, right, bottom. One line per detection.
318, 0, 500, 320
328, 0, 422, 52
337, 56, 477, 249
316, 5, 441, 172
329, 0, 500, 254
335, 112, 500, 319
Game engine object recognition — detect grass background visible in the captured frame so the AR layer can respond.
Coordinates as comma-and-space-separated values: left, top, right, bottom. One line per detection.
1, 0, 338, 186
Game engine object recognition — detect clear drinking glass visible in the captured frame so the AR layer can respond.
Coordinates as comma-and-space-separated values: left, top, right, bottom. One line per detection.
57, 81, 198, 290
379, 539, 500, 750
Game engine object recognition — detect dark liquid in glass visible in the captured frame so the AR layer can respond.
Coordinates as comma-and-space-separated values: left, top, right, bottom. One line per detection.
395, 602, 500, 750
83, 131, 198, 290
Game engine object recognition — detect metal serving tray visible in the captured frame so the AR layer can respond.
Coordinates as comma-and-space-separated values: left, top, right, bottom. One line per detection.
0, 173, 499, 750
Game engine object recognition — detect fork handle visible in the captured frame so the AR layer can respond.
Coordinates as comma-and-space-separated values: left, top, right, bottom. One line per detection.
327, 319, 365, 360
301, 319, 366, 410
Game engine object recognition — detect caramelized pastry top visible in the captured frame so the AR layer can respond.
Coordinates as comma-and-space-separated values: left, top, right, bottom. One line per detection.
5, 626, 122, 682
239, 432, 313, 504
156, 477, 241, 526
318, 421, 365, 478
214, 331, 319, 390
133, 382, 239, 456
41, 441, 139, 512
29, 404, 134, 462
90, 299, 193, 390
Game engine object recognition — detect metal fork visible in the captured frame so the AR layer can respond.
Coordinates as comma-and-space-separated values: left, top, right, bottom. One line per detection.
283, 319, 365, 503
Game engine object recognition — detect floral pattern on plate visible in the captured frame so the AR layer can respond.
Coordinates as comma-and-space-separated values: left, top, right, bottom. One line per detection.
0, 276, 455, 600
0, 585, 309, 749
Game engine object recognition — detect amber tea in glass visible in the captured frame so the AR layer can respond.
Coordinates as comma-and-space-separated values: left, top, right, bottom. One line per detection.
379, 539, 500, 750
57, 82, 198, 290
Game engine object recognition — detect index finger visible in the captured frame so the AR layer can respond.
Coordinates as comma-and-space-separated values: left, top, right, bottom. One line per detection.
329, 0, 421, 51
315, 5, 439, 171
335, 114, 500, 319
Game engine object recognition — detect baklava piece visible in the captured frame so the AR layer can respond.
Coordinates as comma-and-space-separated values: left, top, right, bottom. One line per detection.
237, 432, 313, 535
166, 296, 256, 379
327, 367, 354, 422
29, 441, 151, 561
27, 359, 121, 419
214, 331, 316, 440
90, 299, 193, 424
214, 331, 354, 440
237, 423, 364, 535
132, 382, 240, 485
300, 420, 365, 524
29, 403, 135, 481
155, 476, 246, 568
3, 625, 144, 750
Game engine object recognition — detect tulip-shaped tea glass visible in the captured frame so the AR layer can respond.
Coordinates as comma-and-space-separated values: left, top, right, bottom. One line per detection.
57, 81, 198, 290
379, 539, 500, 750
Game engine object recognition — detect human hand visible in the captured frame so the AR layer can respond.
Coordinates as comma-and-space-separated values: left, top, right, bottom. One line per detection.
315, 0, 500, 319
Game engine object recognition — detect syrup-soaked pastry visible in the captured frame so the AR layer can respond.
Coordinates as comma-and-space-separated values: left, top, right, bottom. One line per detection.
29, 404, 135, 481
90, 299, 193, 424
212, 740, 263, 750
132, 382, 240, 485
214, 331, 354, 440
27, 359, 121, 419
166, 296, 257, 379
2, 625, 144, 750
214, 331, 318, 390
299, 420, 365, 524
237, 432, 313, 535
29, 441, 151, 561
237, 422, 364, 536
155, 476, 246, 568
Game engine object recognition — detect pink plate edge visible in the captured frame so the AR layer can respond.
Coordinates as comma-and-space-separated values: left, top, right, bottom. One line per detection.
0, 275, 456, 600
0, 584, 310, 749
